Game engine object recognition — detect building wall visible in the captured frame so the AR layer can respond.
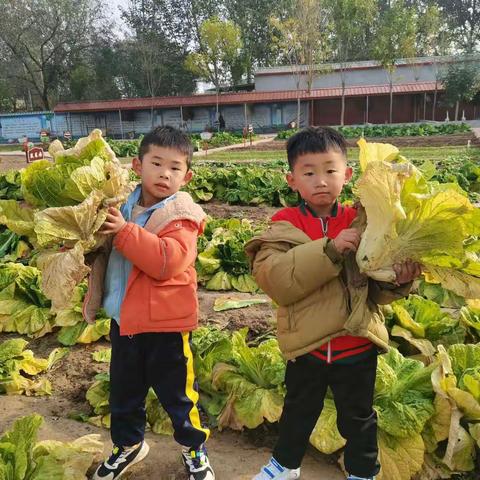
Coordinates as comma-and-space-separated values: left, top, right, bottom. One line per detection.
312, 93, 478, 126
255, 59, 480, 92
0, 112, 55, 142
57, 102, 310, 139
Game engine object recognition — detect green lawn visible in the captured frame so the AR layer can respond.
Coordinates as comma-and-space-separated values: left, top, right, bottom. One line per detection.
119, 145, 480, 167
193, 145, 480, 165
0, 144, 29, 152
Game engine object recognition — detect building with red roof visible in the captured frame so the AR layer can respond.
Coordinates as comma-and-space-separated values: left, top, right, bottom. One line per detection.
48, 55, 480, 139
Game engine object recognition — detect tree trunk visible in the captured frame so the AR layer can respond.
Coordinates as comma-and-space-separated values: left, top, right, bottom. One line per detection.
432, 82, 438, 121
389, 77, 393, 124
215, 87, 220, 132
41, 91, 50, 111
455, 101, 459, 121
297, 96, 301, 127
340, 67, 346, 126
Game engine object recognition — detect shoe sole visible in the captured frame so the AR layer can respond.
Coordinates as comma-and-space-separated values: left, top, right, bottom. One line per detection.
182, 456, 215, 480
93, 442, 150, 480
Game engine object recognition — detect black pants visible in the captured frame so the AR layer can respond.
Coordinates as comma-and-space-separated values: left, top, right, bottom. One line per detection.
273, 352, 380, 478
109, 321, 209, 448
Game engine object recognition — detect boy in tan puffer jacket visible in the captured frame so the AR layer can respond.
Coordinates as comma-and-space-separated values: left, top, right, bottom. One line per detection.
246, 127, 421, 480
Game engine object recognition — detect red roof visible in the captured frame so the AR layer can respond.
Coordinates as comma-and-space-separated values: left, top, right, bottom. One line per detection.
54, 82, 443, 113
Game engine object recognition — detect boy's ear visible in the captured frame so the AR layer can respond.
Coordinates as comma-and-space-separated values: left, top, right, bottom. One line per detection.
344, 166, 353, 183
286, 172, 296, 191
182, 169, 194, 186
132, 157, 142, 176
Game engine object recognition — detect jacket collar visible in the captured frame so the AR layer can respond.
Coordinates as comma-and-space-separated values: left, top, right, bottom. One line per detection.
299, 199, 339, 218
121, 185, 177, 221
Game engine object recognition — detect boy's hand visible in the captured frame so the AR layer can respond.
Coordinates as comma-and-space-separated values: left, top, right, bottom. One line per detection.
393, 259, 422, 285
332, 228, 361, 254
100, 207, 126, 235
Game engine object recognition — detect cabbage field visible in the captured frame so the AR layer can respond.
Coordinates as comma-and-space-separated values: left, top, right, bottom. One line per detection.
0, 130, 479, 480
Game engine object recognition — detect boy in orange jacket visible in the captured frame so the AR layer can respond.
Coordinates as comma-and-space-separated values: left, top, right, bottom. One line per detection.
83, 126, 214, 480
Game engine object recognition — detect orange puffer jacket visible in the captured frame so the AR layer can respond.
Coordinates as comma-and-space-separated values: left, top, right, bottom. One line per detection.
82, 192, 206, 335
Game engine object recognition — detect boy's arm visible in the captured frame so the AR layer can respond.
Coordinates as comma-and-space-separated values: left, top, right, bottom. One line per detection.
113, 220, 198, 280
368, 260, 420, 304
252, 238, 344, 306
368, 279, 413, 305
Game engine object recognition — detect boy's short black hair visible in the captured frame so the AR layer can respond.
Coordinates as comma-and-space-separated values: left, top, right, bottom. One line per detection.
139, 125, 193, 169
286, 126, 347, 170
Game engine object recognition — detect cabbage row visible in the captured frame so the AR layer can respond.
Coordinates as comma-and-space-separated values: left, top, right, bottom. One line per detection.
78, 326, 480, 480
0, 413, 102, 479
276, 122, 472, 140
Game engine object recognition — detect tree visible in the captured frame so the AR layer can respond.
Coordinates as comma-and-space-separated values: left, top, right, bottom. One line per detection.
403, 2, 452, 121
185, 17, 243, 114
115, 34, 195, 97
327, 0, 377, 125
437, 1, 480, 53
371, 0, 417, 123
414, 2, 450, 56
119, 0, 196, 105
0, 0, 107, 110
224, 0, 292, 83
122, 0, 224, 52
441, 61, 480, 121
0, 45, 32, 112
270, 0, 332, 127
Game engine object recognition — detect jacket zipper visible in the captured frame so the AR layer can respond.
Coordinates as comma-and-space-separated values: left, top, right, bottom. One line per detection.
327, 340, 332, 364
319, 217, 329, 237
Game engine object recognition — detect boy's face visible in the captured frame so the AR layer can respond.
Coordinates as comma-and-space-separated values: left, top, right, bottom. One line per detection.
132, 145, 192, 207
287, 149, 352, 217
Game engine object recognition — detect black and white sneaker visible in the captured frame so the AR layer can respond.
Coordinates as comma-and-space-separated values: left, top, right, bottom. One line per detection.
181, 444, 215, 480
92, 441, 149, 479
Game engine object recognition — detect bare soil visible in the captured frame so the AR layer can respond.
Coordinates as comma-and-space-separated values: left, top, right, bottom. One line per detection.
0, 154, 31, 172
230, 132, 479, 151
202, 201, 279, 226
0, 288, 343, 479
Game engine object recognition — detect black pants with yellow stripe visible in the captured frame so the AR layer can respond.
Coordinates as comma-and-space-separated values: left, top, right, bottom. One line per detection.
109, 321, 209, 448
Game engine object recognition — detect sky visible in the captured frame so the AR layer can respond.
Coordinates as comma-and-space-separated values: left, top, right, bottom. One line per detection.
106, 0, 129, 33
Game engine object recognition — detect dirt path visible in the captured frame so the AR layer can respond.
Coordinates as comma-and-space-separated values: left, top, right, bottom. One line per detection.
0, 288, 345, 479
0, 154, 30, 172
0, 394, 343, 479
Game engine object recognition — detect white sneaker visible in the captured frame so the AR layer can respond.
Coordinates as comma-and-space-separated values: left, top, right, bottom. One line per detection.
92, 441, 149, 479
252, 457, 300, 480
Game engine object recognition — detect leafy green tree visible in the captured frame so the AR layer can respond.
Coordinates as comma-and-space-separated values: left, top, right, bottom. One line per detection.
437, 0, 480, 52
119, 0, 197, 100
0, 46, 31, 112
185, 17, 243, 113
371, 0, 417, 123
270, 0, 332, 126
224, 0, 292, 83
122, 0, 224, 51
441, 61, 480, 121
116, 34, 195, 96
0, 0, 107, 110
414, 2, 450, 56
327, 0, 377, 125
